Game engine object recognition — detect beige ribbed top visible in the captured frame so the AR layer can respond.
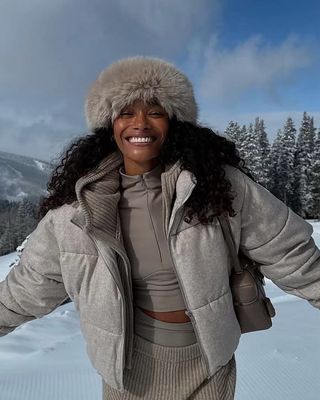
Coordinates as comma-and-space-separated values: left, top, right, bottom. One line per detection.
118, 163, 186, 312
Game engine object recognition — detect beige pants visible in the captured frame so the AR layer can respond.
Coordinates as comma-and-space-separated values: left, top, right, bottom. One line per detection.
103, 334, 236, 400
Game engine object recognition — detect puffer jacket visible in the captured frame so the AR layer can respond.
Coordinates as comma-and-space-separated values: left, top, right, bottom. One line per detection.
0, 151, 319, 392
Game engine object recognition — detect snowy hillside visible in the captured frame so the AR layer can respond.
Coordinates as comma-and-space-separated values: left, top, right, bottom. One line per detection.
0, 151, 52, 201
0, 223, 319, 399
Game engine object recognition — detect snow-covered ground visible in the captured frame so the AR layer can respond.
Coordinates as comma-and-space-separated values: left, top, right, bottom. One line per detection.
0, 223, 320, 400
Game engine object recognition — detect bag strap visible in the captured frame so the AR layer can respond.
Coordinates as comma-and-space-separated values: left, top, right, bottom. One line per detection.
217, 214, 243, 273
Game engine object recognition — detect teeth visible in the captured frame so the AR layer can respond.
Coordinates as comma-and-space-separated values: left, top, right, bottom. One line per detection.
128, 136, 154, 143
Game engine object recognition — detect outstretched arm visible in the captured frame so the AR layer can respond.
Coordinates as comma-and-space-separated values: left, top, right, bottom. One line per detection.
238, 172, 320, 309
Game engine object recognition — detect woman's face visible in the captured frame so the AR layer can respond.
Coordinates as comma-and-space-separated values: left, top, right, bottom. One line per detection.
113, 100, 169, 175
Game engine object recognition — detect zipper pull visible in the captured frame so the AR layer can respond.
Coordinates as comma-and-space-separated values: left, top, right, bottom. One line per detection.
141, 176, 148, 190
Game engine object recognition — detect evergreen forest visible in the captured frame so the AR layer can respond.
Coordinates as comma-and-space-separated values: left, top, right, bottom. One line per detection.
225, 112, 320, 220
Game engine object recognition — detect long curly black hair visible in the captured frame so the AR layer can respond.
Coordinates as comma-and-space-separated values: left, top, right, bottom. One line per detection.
39, 118, 249, 223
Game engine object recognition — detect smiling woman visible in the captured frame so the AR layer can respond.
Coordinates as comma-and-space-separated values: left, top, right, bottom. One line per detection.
112, 101, 169, 176
0, 56, 319, 400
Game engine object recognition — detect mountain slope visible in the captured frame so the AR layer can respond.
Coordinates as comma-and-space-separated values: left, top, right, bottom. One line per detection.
0, 151, 52, 201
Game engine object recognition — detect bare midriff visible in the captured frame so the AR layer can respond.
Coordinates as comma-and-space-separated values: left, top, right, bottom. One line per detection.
140, 308, 191, 323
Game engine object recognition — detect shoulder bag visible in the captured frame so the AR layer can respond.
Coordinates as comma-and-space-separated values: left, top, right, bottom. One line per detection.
218, 214, 276, 333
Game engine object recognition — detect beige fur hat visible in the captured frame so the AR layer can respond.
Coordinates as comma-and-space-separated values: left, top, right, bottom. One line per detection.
85, 56, 198, 130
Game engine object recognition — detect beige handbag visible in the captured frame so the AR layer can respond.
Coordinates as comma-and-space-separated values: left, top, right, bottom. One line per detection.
218, 215, 276, 333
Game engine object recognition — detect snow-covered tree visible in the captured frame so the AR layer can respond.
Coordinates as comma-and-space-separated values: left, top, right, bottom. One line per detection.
238, 125, 248, 160
277, 118, 296, 205
241, 122, 264, 182
225, 121, 241, 147
254, 117, 270, 187
295, 112, 316, 217
224, 121, 247, 160
268, 129, 282, 196
290, 149, 303, 215
223, 112, 318, 218
15, 198, 37, 245
308, 131, 320, 218
0, 221, 16, 255
0, 198, 38, 256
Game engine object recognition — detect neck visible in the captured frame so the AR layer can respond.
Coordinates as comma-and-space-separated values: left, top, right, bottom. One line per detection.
123, 158, 160, 176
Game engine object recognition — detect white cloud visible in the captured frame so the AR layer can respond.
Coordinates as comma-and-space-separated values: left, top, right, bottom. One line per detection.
0, 103, 84, 161
116, 0, 220, 41
199, 35, 313, 103
0, 0, 220, 159
0, 0, 217, 95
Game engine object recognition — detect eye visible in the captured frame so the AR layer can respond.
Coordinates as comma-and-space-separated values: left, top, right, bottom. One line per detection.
148, 109, 167, 117
119, 110, 133, 118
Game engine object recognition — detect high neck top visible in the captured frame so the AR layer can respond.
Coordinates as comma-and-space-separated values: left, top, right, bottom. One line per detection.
119, 163, 163, 190
118, 162, 186, 312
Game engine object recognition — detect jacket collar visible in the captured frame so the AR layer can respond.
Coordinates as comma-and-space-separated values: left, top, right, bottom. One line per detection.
72, 150, 196, 238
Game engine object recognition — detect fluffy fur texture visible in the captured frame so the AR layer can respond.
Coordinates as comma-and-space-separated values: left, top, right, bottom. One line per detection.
85, 56, 198, 130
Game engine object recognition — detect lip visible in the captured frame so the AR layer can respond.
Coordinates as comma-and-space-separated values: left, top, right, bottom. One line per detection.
124, 138, 156, 147
125, 141, 155, 147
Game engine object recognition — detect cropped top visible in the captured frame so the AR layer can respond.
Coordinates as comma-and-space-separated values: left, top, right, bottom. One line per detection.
118, 163, 186, 312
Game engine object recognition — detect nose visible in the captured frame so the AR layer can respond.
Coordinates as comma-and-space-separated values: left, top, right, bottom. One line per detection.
133, 111, 150, 130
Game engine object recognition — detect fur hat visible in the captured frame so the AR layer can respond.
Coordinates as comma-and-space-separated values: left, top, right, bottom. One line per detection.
85, 56, 198, 130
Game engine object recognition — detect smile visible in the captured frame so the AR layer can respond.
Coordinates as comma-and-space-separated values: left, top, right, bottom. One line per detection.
126, 136, 156, 144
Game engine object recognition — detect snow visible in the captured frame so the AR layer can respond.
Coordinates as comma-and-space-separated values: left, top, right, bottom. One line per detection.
0, 222, 319, 399
34, 160, 46, 171
16, 191, 28, 199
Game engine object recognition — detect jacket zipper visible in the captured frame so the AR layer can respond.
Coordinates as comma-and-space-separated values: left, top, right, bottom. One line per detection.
113, 245, 134, 370
168, 238, 211, 379
164, 178, 211, 378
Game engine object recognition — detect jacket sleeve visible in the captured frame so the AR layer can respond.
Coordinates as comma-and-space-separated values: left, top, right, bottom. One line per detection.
238, 172, 320, 309
0, 210, 69, 336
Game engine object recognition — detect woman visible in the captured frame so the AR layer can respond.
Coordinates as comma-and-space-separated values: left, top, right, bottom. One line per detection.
0, 57, 319, 400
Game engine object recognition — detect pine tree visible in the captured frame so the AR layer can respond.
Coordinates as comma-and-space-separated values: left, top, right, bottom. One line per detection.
308, 131, 320, 219
277, 118, 297, 205
0, 222, 16, 255
224, 121, 242, 148
241, 122, 263, 181
238, 125, 247, 160
15, 198, 37, 246
224, 120, 250, 164
295, 112, 316, 217
0, 201, 20, 255
254, 117, 270, 187
224, 121, 243, 158
268, 129, 282, 196
304, 116, 317, 216
290, 149, 303, 215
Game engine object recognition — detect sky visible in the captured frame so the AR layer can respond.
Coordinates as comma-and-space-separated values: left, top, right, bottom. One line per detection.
0, 0, 319, 161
